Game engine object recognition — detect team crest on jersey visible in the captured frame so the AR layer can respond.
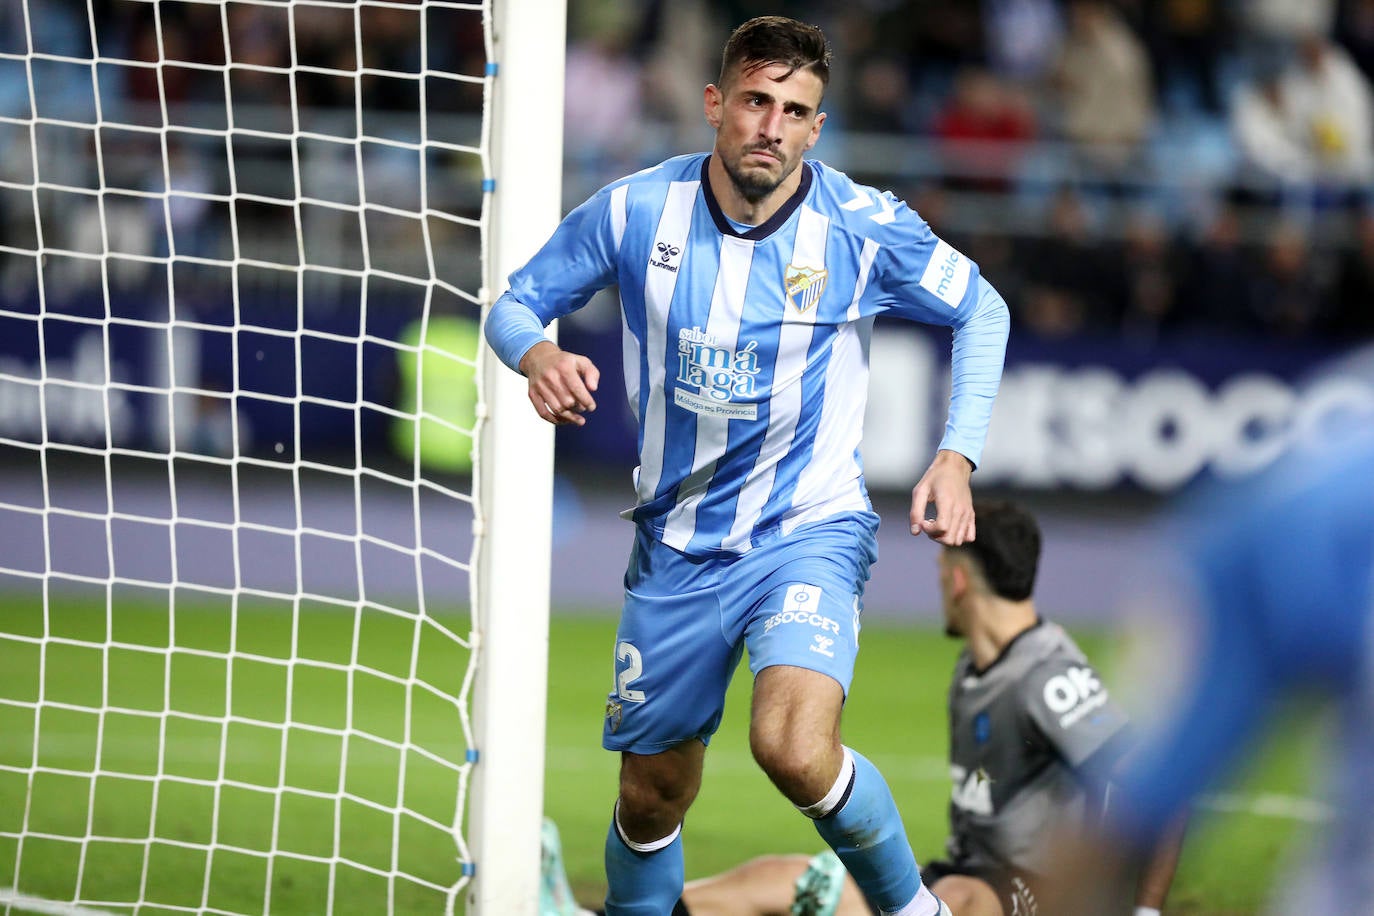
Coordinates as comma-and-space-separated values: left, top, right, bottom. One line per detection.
605, 699, 623, 733
784, 263, 827, 313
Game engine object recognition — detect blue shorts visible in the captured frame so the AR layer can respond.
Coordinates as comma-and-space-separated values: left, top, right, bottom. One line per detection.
602, 513, 880, 754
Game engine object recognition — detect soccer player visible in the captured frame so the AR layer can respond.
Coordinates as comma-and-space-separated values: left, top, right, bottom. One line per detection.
539, 501, 1183, 916
486, 16, 1010, 916
1042, 361, 1374, 915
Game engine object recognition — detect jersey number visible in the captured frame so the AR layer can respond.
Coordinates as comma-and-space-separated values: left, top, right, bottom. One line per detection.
616, 641, 646, 703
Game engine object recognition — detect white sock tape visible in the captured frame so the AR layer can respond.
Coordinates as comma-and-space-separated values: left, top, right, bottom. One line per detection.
798, 746, 856, 819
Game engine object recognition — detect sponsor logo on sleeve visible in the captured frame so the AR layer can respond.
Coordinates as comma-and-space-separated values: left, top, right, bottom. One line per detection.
1042, 666, 1109, 729
918, 238, 971, 308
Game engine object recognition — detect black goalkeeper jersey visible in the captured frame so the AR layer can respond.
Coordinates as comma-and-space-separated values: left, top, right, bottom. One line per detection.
943, 619, 1131, 875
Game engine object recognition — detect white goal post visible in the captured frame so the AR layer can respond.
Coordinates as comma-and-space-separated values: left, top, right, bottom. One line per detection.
0, 0, 563, 913
468, 0, 565, 911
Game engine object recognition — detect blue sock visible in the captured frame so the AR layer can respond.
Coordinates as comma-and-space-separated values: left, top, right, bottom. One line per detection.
808, 747, 921, 911
603, 806, 684, 916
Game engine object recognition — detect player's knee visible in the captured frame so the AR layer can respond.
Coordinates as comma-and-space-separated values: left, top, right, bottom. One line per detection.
618, 764, 700, 826
749, 728, 795, 777
620, 779, 693, 816
930, 875, 1004, 916
616, 783, 694, 844
749, 730, 832, 801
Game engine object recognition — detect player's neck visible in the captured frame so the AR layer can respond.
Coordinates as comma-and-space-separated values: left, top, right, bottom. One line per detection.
967, 600, 1039, 671
706, 154, 802, 226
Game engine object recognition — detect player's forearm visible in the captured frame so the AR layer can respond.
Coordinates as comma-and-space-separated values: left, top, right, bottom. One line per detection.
1132, 813, 1187, 910
484, 291, 550, 374
938, 275, 1009, 467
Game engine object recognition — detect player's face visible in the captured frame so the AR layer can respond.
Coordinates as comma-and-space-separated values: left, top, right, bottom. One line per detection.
705, 62, 825, 204
938, 551, 964, 638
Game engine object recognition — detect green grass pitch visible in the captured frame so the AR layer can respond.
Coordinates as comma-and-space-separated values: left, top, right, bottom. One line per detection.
1, 600, 1325, 914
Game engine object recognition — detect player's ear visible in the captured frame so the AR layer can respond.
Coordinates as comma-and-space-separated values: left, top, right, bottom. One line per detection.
704, 84, 722, 129
804, 110, 826, 151
948, 558, 970, 600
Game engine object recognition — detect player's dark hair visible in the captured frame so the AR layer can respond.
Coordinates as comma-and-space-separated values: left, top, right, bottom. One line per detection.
953, 500, 1041, 602
718, 16, 830, 92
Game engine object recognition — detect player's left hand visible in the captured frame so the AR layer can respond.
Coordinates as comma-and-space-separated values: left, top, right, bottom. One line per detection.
910, 449, 975, 545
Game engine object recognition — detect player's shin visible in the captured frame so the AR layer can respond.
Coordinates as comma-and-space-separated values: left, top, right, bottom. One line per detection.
801, 747, 937, 915
603, 802, 686, 915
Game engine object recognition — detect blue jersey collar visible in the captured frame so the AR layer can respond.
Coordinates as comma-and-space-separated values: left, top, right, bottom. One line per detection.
700, 156, 813, 241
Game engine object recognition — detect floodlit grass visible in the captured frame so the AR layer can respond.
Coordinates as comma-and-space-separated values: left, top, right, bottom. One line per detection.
0, 597, 472, 915
1, 601, 1326, 915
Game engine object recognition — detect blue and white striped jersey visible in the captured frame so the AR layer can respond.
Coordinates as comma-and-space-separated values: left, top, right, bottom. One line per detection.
486, 153, 1009, 557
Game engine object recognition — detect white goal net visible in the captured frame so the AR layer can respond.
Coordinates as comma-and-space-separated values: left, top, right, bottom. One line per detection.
0, 1, 561, 913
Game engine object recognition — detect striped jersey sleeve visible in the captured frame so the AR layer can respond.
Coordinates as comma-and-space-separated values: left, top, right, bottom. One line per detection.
809, 165, 1009, 467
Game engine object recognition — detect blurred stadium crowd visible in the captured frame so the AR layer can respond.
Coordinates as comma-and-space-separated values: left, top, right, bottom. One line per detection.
3, 0, 1374, 346
564, 0, 1374, 345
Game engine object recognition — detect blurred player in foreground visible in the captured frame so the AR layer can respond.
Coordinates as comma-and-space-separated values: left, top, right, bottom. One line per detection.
542, 501, 1183, 916
1043, 369, 1374, 915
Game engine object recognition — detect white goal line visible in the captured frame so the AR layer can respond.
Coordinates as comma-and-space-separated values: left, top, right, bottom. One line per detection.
0, 892, 125, 916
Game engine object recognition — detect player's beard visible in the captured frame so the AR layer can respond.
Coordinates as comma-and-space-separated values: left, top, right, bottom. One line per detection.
721, 146, 793, 204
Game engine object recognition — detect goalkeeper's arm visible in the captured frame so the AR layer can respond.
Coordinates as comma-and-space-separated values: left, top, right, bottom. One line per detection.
1080, 738, 1186, 915
1130, 811, 1188, 915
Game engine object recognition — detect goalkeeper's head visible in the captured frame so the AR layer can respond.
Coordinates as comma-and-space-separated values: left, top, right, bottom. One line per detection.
938, 500, 1042, 638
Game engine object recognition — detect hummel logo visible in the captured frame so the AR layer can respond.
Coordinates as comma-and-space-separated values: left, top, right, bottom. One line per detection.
810, 635, 836, 658
649, 241, 682, 273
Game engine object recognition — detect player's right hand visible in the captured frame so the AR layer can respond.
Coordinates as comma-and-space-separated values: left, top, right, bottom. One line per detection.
910, 449, 975, 546
519, 340, 599, 426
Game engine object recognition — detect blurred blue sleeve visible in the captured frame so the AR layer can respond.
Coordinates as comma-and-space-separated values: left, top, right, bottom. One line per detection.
1112, 429, 1374, 842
